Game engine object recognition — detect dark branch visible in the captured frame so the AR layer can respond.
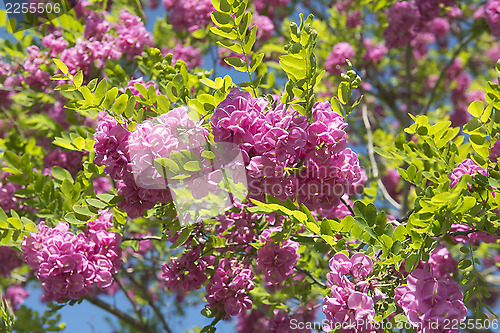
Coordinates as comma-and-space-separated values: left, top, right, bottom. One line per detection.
83, 295, 154, 333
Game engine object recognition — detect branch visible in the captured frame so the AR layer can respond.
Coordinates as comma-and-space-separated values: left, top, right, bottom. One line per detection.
295, 266, 327, 288
421, 33, 475, 115
83, 295, 154, 333
122, 269, 173, 333
361, 103, 402, 211
122, 235, 163, 241
340, 196, 355, 216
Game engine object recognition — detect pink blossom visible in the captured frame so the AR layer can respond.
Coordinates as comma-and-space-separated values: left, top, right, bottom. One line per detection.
485, 0, 500, 37
325, 42, 356, 75
205, 258, 254, 319
4, 285, 29, 311
384, 1, 419, 49
448, 158, 487, 188
21, 213, 122, 302
0, 246, 22, 276
163, 0, 214, 32
256, 227, 300, 284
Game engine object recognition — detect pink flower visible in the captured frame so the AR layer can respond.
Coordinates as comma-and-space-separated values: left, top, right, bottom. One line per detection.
162, 0, 214, 32
325, 42, 355, 75
205, 258, 254, 319
114, 10, 153, 58
21, 212, 122, 302
256, 227, 300, 284
448, 158, 487, 188
4, 285, 29, 311
384, 1, 419, 49
93, 112, 130, 180
395, 262, 467, 332
485, 0, 500, 37
0, 246, 22, 276
160, 246, 214, 292
251, 13, 274, 41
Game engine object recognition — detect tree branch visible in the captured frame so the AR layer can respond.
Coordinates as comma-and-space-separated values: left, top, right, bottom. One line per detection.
421, 33, 475, 115
295, 266, 327, 288
361, 103, 402, 210
122, 269, 173, 333
83, 295, 154, 333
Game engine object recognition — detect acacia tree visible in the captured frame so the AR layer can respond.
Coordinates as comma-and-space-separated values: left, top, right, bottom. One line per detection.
1, 0, 500, 332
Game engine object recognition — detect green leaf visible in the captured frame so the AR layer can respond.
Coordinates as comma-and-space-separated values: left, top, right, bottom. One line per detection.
184, 161, 202, 172
156, 94, 170, 112
53, 59, 68, 75
74, 71, 83, 88
468, 101, 484, 118
338, 82, 350, 105
211, 11, 234, 27
224, 57, 247, 71
103, 87, 119, 110
210, 26, 238, 39
280, 55, 306, 81
170, 227, 191, 248
113, 94, 129, 115
94, 79, 108, 104
470, 134, 489, 158
125, 96, 136, 118
86, 198, 108, 209
134, 83, 148, 98
154, 158, 180, 177
51, 166, 73, 182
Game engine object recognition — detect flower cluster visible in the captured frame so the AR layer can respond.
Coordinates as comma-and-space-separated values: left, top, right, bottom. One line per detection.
214, 207, 259, 245
3, 285, 29, 311
160, 246, 214, 293
384, 1, 419, 49
256, 227, 300, 284
325, 42, 356, 75
164, 43, 203, 70
252, 13, 275, 41
114, 10, 153, 58
43, 149, 84, 178
93, 112, 131, 181
237, 306, 316, 333
211, 89, 365, 212
448, 158, 487, 188
162, 0, 214, 32
0, 246, 22, 276
485, 0, 500, 37
21, 212, 122, 302
205, 258, 254, 319
395, 248, 467, 332
322, 252, 382, 332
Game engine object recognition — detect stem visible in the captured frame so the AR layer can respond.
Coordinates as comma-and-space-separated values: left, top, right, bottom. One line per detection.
123, 269, 173, 333
232, 11, 257, 97
123, 235, 163, 241
84, 295, 154, 333
340, 196, 355, 216
421, 33, 475, 115
361, 103, 402, 210
294, 266, 327, 288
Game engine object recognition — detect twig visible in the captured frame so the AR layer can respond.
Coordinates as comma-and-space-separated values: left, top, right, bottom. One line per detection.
421, 33, 475, 115
295, 266, 327, 288
123, 235, 163, 241
122, 269, 173, 333
114, 277, 144, 324
396, 209, 413, 223
83, 295, 154, 333
361, 103, 402, 211
340, 196, 355, 216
